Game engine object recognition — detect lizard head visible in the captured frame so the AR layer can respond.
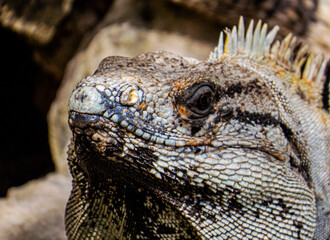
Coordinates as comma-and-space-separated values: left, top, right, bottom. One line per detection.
66, 18, 323, 239
68, 50, 315, 238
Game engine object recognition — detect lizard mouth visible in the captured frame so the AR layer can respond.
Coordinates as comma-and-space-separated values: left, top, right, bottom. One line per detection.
69, 108, 287, 166
68, 109, 288, 187
68, 110, 159, 181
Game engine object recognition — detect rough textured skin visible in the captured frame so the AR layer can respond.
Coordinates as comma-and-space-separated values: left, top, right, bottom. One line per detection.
66, 18, 329, 239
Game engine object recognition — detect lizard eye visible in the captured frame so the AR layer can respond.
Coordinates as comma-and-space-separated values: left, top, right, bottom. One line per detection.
184, 84, 215, 118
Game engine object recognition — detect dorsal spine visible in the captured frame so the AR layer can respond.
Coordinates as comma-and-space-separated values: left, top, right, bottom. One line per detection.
209, 16, 328, 109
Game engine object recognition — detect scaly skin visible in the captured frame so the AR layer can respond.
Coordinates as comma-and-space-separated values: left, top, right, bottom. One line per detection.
65, 19, 329, 239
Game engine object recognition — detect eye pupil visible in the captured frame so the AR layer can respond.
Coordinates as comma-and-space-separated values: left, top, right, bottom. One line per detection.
194, 92, 210, 111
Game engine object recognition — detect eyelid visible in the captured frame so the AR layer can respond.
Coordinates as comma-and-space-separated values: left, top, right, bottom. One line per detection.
187, 85, 213, 106
179, 83, 215, 119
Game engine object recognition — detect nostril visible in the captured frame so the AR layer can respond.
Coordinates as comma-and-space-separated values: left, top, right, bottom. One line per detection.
68, 112, 100, 129
120, 87, 139, 106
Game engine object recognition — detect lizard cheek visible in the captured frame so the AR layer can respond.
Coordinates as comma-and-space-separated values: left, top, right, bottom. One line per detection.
120, 87, 139, 106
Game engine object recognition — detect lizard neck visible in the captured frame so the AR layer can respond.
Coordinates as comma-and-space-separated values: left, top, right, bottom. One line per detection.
65, 141, 201, 240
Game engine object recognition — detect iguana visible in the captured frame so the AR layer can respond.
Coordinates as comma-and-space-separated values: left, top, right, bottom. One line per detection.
65, 17, 330, 239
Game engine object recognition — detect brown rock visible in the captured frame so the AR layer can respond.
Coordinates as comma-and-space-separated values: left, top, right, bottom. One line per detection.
0, 173, 71, 240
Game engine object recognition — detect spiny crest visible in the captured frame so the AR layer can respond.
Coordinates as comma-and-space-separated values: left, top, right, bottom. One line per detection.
209, 16, 328, 110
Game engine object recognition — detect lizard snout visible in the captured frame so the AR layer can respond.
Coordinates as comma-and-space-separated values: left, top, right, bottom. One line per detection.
69, 85, 111, 115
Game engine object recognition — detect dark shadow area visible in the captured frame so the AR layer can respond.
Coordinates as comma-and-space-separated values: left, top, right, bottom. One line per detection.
323, 63, 330, 112
0, 28, 55, 197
